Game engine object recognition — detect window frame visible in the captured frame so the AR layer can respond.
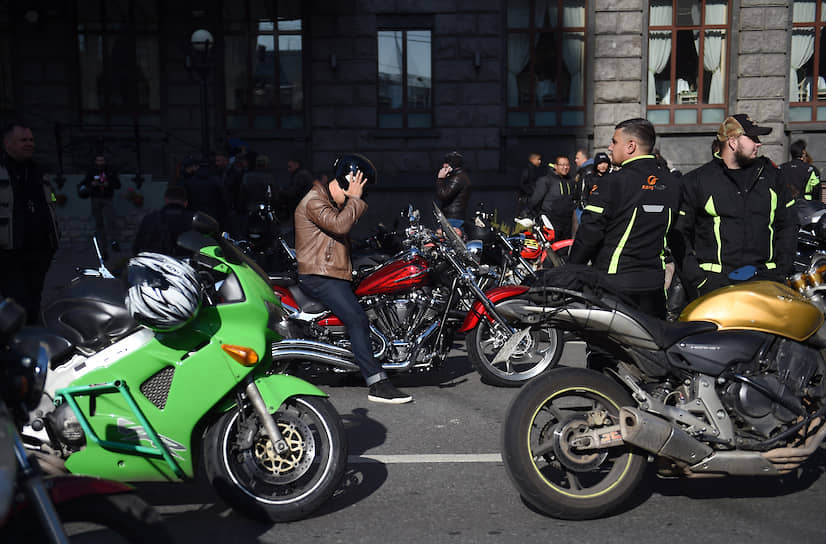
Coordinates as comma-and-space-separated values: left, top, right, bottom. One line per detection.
505, 0, 588, 129
790, 1, 826, 123
646, 0, 731, 127
74, 0, 162, 119
376, 28, 434, 130
222, 0, 305, 132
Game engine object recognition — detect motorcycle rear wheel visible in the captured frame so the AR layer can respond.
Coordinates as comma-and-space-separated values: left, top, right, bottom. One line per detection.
501, 367, 646, 519
466, 298, 563, 387
203, 396, 347, 522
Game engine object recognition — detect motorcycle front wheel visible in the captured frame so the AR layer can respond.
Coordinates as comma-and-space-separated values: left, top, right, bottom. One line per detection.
203, 396, 347, 522
501, 367, 646, 520
466, 298, 563, 387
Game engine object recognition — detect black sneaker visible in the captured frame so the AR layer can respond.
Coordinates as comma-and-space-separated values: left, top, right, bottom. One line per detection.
368, 380, 413, 404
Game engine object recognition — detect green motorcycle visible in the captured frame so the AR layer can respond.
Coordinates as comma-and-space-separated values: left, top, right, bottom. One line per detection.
22, 214, 347, 522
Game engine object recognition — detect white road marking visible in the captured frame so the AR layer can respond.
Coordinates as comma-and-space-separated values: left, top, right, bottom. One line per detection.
348, 453, 502, 464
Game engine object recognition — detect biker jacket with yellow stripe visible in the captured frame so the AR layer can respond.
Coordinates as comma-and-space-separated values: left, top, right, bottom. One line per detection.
569, 155, 682, 292
674, 156, 795, 289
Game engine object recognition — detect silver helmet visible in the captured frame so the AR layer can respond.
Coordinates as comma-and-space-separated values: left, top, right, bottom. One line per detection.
125, 253, 202, 332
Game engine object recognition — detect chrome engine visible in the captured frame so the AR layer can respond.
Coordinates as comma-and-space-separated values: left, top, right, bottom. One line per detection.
362, 286, 448, 366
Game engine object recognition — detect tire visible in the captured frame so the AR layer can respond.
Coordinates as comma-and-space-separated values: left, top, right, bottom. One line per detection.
6, 492, 172, 543
203, 396, 347, 522
466, 298, 563, 387
501, 367, 647, 520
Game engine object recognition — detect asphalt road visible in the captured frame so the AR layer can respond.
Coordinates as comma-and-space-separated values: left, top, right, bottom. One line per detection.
113, 343, 826, 544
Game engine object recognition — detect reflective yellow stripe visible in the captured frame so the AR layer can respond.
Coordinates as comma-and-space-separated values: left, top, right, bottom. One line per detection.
697, 278, 708, 288
806, 170, 820, 198
608, 208, 637, 274
620, 154, 655, 167
679, 210, 686, 216
766, 262, 776, 270
703, 196, 722, 271
700, 263, 722, 273
660, 209, 672, 270
584, 205, 604, 214
786, 199, 796, 207
768, 189, 777, 262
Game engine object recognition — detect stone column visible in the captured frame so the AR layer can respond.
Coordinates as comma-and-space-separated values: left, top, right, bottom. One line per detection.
591, 0, 645, 154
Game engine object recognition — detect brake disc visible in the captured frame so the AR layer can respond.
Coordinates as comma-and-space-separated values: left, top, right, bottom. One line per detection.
251, 412, 316, 484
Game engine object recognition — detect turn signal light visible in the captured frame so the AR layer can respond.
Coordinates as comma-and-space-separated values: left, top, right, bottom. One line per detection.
221, 344, 259, 367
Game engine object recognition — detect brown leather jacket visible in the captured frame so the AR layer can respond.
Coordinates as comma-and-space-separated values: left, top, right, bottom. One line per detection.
294, 181, 367, 280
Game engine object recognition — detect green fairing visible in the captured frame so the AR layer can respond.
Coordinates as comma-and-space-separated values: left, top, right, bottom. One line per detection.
62, 244, 315, 483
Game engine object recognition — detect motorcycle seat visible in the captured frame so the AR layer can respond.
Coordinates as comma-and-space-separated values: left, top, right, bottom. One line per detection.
41, 278, 138, 355
288, 285, 328, 314
637, 317, 719, 349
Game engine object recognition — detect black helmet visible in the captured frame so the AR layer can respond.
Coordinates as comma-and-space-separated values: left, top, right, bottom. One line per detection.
333, 153, 377, 191
443, 151, 464, 169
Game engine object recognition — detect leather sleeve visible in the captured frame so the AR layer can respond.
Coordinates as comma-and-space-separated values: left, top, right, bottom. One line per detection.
435, 175, 463, 201
305, 194, 367, 236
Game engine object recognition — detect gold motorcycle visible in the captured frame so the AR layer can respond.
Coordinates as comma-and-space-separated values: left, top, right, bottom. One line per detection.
500, 259, 826, 519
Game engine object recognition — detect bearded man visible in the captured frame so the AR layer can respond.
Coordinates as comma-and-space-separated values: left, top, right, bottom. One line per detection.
673, 114, 796, 298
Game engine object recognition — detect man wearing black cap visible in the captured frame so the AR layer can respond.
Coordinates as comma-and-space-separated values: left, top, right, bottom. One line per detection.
579, 151, 611, 211
435, 151, 471, 229
674, 114, 796, 298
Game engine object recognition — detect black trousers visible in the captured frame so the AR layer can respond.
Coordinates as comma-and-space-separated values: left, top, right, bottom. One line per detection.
0, 249, 54, 324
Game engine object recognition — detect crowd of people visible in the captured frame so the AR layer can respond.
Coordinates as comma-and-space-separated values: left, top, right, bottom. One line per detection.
0, 114, 823, 399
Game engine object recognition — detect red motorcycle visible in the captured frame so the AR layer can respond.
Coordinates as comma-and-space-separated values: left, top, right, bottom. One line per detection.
514, 214, 573, 268
268, 204, 562, 386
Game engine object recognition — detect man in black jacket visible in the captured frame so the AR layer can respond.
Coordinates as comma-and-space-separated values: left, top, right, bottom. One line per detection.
0, 122, 59, 324
435, 151, 471, 229
530, 154, 576, 241
569, 118, 681, 319
779, 139, 821, 203
132, 185, 193, 257
675, 114, 795, 298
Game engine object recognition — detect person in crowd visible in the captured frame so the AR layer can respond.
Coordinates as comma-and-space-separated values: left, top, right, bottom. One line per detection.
653, 148, 682, 177
780, 139, 821, 203
82, 154, 121, 255
579, 151, 611, 210
569, 118, 682, 319
132, 185, 192, 257
213, 152, 229, 181
0, 121, 59, 324
223, 151, 247, 235
517, 152, 544, 217
283, 156, 314, 212
436, 151, 472, 230
182, 159, 228, 229
573, 148, 595, 223
530, 154, 576, 240
674, 114, 795, 298
294, 154, 412, 404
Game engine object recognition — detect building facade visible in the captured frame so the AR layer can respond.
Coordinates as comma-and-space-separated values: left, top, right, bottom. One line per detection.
1, 0, 824, 233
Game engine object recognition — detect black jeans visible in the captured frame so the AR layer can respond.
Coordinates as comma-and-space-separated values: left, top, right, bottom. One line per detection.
0, 249, 54, 324
297, 274, 387, 385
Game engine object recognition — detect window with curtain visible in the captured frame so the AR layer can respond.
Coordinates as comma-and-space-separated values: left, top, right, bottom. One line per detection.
224, 0, 304, 131
0, 1, 12, 112
377, 29, 432, 128
790, 1, 826, 122
506, 0, 586, 128
76, 0, 161, 119
647, 0, 728, 126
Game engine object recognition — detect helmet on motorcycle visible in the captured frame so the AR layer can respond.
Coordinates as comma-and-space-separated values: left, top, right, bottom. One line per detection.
521, 238, 541, 260
332, 153, 377, 191
125, 253, 203, 332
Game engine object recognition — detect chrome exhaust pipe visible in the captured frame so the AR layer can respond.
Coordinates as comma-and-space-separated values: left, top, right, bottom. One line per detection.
619, 407, 713, 464
271, 339, 360, 372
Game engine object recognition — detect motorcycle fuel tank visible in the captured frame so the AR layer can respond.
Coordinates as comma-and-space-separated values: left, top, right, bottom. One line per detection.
680, 281, 823, 342
355, 251, 429, 296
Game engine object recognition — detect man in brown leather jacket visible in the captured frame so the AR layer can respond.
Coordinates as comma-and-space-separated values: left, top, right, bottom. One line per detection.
294, 155, 412, 404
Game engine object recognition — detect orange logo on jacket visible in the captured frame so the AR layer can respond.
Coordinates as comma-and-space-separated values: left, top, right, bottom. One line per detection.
642, 175, 658, 190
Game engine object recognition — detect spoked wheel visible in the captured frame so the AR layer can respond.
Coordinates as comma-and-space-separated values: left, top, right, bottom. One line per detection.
501, 367, 646, 519
466, 298, 563, 387
204, 396, 347, 522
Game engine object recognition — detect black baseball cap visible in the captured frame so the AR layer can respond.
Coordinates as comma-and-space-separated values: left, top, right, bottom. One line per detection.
717, 114, 772, 142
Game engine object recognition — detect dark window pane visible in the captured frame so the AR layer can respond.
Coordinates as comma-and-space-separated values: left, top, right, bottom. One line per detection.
379, 113, 403, 128
78, 33, 103, 110
0, 26, 12, 110
252, 34, 275, 107
407, 31, 431, 109
378, 31, 403, 108
225, 35, 248, 111
279, 33, 303, 112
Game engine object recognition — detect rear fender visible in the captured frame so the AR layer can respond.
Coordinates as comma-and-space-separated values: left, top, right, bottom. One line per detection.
272, 286, 299, 311
459, 285, 529, 332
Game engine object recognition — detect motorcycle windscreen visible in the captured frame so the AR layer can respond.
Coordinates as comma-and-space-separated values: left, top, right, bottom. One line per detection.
679, 281, 823, 342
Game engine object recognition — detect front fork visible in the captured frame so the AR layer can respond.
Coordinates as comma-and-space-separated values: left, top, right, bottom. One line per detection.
443, 251, 514, 333
242, 377, 289, 455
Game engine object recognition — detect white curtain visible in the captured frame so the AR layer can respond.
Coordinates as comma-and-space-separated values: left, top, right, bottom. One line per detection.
507, 34, 531, 107
691, 2, 726, 104
562, 2, 585, 105
648, 1, 672, 104
791, 2, 817, 101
